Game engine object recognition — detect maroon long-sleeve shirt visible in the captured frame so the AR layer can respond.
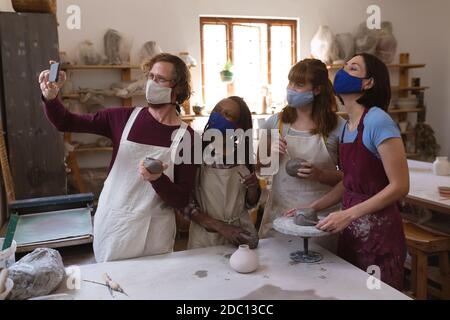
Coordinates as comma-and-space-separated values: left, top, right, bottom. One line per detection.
42, 97, 197, 209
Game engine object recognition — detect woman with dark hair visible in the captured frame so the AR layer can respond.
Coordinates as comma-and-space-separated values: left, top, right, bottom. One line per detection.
182, 96, 260, 249
306, 53, 408, 290
259, 58, 345, 253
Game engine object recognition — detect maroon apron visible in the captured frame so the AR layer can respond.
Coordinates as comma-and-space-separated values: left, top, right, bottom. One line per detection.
338, 109, 406, 290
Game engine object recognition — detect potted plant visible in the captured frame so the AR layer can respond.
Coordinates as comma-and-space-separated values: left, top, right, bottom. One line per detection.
220, 60, 234, 83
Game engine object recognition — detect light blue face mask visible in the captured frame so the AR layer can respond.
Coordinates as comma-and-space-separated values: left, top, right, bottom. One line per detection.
286, 89, 315, 108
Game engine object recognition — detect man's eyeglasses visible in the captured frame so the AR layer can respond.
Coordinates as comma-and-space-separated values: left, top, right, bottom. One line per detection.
148, 73, 175, 84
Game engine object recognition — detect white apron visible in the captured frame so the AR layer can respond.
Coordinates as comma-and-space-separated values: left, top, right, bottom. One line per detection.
93, 107, 188, 262
188, 164, 258, 249
259, 120, 340, 253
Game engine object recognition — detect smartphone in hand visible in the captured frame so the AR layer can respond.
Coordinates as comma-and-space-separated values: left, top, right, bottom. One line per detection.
49, 61, 60, 83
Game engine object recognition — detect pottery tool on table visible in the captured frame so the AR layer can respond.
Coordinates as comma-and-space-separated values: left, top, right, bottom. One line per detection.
103, 273, 127, 297
83, 279, 128, 296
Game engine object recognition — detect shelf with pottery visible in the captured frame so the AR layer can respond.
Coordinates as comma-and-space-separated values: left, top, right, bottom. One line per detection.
61, 64, 140, 70
336, 107, 425, 117
60, 63, 139, 194
61, 92, 145, 100
73, 146, 113, 153
328, 63, 426, 70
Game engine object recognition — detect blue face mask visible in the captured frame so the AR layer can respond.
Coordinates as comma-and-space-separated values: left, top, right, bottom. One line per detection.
207, 111, 236, 133
333, 68, 369, 94
286, 89, 314, 108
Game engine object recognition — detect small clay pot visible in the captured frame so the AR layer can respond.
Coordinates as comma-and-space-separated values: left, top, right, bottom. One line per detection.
285, 158, 305, 177
294, 208, 319, 226
229, 245, 259, 274
143, 157, 163, 174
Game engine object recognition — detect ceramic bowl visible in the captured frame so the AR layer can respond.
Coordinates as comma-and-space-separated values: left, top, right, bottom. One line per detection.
285, 158, 306, 177
143, 157, 163, 174
294, 208, 319, 226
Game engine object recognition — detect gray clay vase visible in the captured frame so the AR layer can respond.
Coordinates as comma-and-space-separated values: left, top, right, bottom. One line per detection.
285, 158, 305, 177
294, 208, 319, 226
143, 157, 163, 174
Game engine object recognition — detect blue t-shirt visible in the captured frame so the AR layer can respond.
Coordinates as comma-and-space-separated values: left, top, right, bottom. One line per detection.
341, 107, 401, 158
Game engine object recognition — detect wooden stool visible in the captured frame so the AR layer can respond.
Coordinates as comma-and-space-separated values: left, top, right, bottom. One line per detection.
404, 221, 450, 300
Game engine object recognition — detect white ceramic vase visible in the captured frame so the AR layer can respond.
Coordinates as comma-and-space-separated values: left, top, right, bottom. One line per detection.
229, 245, 259, 274
433, 156, 450, 176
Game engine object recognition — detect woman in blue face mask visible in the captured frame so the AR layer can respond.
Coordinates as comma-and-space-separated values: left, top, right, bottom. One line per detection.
180, 96, 261, 249
259, 59, 345, 254
309, 53, 409, 290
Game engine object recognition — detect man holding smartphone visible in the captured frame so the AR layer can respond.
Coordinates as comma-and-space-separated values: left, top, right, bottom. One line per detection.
39, 53, 196, 262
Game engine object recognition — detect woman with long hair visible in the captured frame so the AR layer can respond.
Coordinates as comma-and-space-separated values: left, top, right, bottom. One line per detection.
259, 58, 345, 253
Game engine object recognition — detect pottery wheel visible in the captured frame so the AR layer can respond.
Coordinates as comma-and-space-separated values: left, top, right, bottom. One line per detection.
273, 217, 329, 263
273, 216, 328, 238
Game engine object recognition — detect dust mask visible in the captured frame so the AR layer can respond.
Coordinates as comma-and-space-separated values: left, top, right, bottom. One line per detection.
146, 79, 172, 105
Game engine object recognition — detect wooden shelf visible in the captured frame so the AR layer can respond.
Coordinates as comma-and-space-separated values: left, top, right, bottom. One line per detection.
336, 108, 424, 117
61, 92, 144, 100
327, 63, 425, 70
61, 93, 80, 99
391, 63, 426, 69
61, 64, 140, 70
74, 146, 113, 153
407, 152, 420, 158
393, 86, 430, 92
388, 108, 425, 114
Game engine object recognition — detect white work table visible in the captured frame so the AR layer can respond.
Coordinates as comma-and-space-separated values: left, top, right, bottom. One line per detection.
407, 160, 450, 215
54, 235, 409, 300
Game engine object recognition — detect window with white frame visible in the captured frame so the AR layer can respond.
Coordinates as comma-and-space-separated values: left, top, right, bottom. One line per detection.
200, 17, 297, 113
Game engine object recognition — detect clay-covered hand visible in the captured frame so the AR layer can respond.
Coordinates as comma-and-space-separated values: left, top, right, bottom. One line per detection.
270, 136, 287, 155
316, 210, 353, 233
297, 161, 323, 181
216, 223, 257, 248
139, 160, 168, 182
181, 201, 200, 220
241, 172, 259, 190
39, 69, 67, 100
284, 206, 314, 217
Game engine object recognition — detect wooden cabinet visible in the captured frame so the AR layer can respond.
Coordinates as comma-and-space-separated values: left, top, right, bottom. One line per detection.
0, 12, 66, 202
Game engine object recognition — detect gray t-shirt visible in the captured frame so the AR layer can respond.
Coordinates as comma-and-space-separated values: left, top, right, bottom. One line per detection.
261, 113, 346, 165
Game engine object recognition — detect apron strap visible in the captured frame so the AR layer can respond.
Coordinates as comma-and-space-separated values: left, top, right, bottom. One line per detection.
121, 107, 143, 143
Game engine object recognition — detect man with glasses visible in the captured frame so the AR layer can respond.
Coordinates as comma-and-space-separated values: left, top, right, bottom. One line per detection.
39, 53, 196, 262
